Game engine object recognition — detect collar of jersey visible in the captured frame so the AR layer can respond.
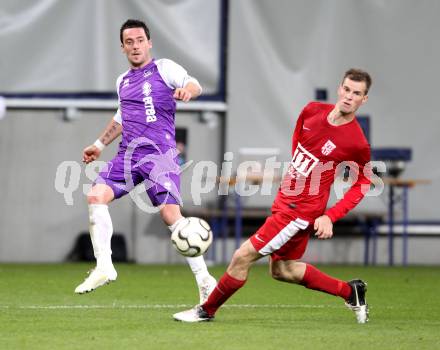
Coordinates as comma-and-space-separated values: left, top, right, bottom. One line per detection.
130, 58, 155, 73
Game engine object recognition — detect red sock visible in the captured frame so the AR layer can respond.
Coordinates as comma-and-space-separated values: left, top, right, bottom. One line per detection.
202, 272, 246, 316
301, 264, 352, 300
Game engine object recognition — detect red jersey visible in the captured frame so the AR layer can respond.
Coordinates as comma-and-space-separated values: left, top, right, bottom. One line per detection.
272, 102, 371, 223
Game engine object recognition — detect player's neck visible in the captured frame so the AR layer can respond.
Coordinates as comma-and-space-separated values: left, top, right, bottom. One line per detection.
327, 108, 355, 126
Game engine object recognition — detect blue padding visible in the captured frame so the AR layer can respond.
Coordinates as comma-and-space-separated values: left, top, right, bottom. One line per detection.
357, 115, 370, 143
371, 147, 412, 161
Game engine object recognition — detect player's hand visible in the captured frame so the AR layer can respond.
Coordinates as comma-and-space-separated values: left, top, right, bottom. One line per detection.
314, 215, 333, 239
173, 88, 192, 102
82, 145, 101, 164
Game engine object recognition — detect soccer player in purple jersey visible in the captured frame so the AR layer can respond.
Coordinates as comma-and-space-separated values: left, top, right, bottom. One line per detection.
75, 19, 216, 302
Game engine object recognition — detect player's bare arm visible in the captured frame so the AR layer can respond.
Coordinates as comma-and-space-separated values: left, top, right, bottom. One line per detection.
314, 215, 333, 239
100, 118, 122, 145
82, 119, 122, 164
173, 81, 201, 102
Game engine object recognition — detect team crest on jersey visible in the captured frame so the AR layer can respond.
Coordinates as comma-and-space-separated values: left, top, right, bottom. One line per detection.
143, 69, 153, 78
289, 142, 319, 177
142, 82, 152, 96
321, 140, 336, 156
122, 78, 130, 88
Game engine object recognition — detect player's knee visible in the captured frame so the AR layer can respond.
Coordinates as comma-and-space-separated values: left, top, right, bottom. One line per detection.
271, 270, 286, 282
160, 205, 182, 226
270, 262, 304, 283
271, 269, 285, 282
270, 265, 289, 282
86, 187, 111, 205
230, 247, 252, 268
87, 192, 100, 204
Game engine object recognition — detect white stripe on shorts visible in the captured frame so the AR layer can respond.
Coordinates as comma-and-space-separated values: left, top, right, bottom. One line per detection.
258, 218, 309, 256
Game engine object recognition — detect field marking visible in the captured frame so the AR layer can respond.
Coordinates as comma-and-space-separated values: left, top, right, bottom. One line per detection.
0, 304, 347, 310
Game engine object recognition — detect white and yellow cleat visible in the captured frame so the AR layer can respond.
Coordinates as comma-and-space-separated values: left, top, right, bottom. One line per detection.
74, 267, 117, 294
198, 275, 217, 304
173, 305, 214, 323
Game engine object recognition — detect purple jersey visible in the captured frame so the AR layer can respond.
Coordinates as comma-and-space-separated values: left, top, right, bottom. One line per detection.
95, 59, 201, 206
113, 58, 201, 149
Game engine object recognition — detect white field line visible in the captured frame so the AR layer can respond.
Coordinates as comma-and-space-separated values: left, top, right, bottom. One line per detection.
0, 304, 348, 310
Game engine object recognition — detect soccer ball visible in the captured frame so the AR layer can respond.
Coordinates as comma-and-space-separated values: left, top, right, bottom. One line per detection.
171, 217, 213, 257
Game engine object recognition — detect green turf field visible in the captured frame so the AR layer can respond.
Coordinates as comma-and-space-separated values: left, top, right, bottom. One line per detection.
0, 264, 439, 349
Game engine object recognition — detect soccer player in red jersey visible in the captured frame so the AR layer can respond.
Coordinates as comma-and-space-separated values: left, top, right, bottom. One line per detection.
174, 69, 372, 324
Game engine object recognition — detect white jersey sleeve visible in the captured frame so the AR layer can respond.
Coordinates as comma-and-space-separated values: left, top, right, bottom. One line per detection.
113, 71, 127, 124
156, 58, 202, 93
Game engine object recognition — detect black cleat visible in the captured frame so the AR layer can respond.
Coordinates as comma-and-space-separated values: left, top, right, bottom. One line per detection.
345, 279, 369, 324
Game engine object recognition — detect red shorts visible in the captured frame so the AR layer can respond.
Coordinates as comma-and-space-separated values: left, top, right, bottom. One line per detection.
250, 212, 312, 261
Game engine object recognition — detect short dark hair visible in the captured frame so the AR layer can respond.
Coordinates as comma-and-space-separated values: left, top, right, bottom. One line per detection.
343, 68, 372, 94
120, 19, 150, 43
